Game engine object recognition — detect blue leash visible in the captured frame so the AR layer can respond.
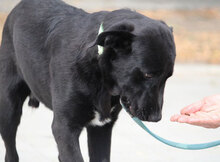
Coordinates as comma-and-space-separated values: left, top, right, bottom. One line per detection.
120, 99, 220, 150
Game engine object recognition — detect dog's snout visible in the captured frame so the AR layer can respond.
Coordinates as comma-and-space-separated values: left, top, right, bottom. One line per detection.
136, 111, 162, 122
147, 114, 162, 122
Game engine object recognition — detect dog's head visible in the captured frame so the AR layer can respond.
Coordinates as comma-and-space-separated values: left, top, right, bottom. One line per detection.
94, 20, 176, 122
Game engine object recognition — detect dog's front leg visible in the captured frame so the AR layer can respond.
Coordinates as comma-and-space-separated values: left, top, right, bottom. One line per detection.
87, 123, 114, 162
52, 113, 84, 162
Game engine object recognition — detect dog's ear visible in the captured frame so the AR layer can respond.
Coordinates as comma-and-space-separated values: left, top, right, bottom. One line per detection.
95, 31, 135, 52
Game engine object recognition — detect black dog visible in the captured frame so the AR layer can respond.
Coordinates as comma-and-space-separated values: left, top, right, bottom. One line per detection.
0, 0, 176, 161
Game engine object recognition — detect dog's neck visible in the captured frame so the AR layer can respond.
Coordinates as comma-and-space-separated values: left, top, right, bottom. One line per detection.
77, 23, 120, 119
79, 46, 114, 119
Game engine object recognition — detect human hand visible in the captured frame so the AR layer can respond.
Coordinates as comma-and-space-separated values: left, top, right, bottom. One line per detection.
170, 95, 220, 128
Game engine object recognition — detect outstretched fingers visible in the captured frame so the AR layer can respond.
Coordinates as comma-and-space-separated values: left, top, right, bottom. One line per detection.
180, 100, 204, 115
170, 109, 220, 128
170, 100, 204, 122
170, 114, 189, 122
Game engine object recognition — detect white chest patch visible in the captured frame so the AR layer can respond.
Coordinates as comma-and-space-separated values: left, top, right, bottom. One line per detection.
89, 111, 111, 127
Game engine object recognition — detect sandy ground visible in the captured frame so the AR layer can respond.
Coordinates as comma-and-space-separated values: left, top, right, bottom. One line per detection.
0, 63, 220, 162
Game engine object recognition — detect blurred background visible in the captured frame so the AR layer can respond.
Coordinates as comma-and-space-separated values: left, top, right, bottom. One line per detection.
0, 0, 220, 162
1, 0, 220, 63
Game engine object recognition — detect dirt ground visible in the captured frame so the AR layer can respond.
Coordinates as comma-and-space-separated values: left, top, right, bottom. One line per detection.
0, 8, 220, 63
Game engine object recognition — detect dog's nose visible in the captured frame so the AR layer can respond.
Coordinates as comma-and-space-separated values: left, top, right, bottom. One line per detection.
147, 114, 162, 122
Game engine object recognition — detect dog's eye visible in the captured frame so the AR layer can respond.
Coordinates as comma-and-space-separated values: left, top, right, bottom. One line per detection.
145, 73, 152, 79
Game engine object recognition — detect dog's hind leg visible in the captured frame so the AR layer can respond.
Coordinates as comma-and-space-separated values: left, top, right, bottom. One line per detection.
0, 70, 30, 162
87, 123, 114, 162
0, 63, 30, 162
0, 26, 30, 162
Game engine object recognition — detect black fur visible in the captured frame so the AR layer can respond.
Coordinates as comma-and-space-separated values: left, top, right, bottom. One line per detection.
0, 0, 176, 162
28, 93, 40, 108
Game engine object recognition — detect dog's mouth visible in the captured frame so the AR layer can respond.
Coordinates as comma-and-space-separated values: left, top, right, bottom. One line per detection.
120, 96, 162, 122
121, 96, 135, 116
